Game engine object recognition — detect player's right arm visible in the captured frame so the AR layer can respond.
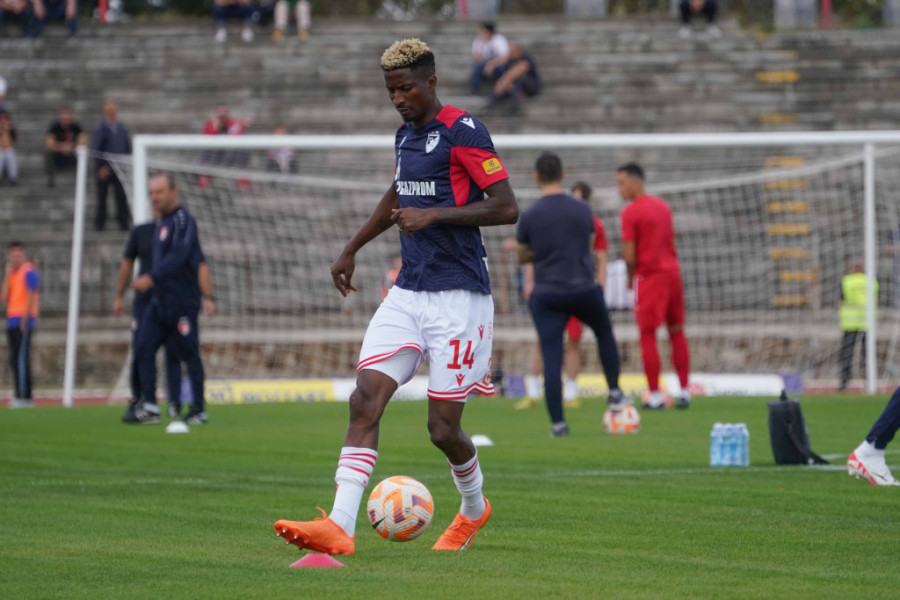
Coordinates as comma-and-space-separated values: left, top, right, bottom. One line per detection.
331, 183, 400, 297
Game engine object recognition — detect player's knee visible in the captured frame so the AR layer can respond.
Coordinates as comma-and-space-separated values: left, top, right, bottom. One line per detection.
639, 325, 656, 337
348, 387, 382, 429
668, 324, 683, 334
427, 416, 460, 451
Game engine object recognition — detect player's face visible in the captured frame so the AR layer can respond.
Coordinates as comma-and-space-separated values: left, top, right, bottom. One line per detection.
149, 176, 177, 215
7, 247, 24, 270
616, 171, 639, 201
385, 68, 436, 127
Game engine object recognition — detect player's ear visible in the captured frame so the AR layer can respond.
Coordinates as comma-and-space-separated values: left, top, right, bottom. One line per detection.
427, 74, 437, 92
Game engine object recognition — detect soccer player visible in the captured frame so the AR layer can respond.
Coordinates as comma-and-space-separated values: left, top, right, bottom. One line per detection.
114, 217, 216, 423
274, 38, 518, 555
848, 386, 900, 486
517, 180, 609, 410
2, 242, 40, 408
617, 163, 691, 409
132, 174, 209, 425
517, 153, 623, 437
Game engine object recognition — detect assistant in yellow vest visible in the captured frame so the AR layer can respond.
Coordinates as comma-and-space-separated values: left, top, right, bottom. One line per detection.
839, 260, 878, 392
1, 242, 41, 407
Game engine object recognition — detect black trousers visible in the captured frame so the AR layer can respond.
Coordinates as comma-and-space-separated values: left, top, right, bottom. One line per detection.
867, 386, 900, 450
95, 170, 131, 231
529, 286, 620, 424
135, 302, 204, 410
839, 330, 866, 387
7, 327, 33, 400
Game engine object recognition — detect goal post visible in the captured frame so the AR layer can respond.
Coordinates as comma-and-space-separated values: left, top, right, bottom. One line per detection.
63, 131, 900, 407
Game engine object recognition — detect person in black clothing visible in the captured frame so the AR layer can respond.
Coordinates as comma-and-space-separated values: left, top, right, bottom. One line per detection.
114, 218, 216, 423
45, 107, 84, 188
485, 42, 542, 115
516, 152, 623, 437
90, 100, 132, 231
132, 174, 209, 425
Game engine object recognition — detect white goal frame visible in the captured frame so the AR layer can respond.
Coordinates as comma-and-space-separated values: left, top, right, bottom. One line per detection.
63, 131, 900, 407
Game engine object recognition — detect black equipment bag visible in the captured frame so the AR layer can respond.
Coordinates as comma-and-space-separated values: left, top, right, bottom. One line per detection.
768, 390, 829, 465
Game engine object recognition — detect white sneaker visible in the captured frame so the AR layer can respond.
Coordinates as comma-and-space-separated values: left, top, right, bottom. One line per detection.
10, 398, 34, 409
563, 379, 578, 402
678, 26, 691, 39
215, 28, 227, 43
847, 442, 900, 486
706, 24, 722, 38
241, 27, 254, 42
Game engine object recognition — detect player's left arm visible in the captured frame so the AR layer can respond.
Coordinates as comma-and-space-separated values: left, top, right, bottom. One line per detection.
198, 261, 217, 317
595, 250, 608, 288
622, 241, 636, 289
393, 179, 518, 232
20, 270, 39, 333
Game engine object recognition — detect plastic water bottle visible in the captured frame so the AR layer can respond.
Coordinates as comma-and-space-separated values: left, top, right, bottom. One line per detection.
736, 423, 750, 467
710, 423, 724, 467
723, 424, 737, 466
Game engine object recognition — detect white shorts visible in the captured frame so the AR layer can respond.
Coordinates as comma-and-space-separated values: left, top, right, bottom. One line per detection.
358, 287, 495, 402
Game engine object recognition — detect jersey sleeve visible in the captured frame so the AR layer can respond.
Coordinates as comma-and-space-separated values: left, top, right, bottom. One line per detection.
150, 210, 198, 283
25, 270, 40, 292
449, 118, 509, 195
123, 227, 139, 260
621, 206, 636, 242
593, 216, 608, 252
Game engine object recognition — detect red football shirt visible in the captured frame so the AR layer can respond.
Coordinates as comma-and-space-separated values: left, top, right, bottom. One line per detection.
593, 215, 608, 252
620, 194, 680, 276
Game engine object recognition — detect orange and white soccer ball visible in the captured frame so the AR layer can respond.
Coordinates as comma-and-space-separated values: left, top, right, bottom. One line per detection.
367, 476, 434, 542
602, 405, 641, 435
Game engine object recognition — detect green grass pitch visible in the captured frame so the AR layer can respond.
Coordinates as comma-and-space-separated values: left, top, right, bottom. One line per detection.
2, 394, 899, 599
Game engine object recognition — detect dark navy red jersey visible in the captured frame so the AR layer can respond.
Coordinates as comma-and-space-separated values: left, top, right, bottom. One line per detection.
150, 206, 203, 309
392, 105, 509, 294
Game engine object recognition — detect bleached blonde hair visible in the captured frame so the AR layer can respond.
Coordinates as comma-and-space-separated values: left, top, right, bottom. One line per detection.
381, 38, 435, 73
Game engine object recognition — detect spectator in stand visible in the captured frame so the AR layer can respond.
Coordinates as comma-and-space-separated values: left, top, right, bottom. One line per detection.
0, 112, 17, 186
266, 125, 297, 174
199, 104, 253, 189
90, 100, 132, 231
484, 42, 542, 116
679, 0, 720, 39
45, 106, 84, 188
272, 0, 310, 41
214, 0, 254, 43
0, 1, 30, 38
31, 0, 78, 38
469, 21, 509, 97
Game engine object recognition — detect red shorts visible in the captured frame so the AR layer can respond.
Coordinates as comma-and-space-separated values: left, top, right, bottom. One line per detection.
633, 270, 685, 332
565, 316, 583, 341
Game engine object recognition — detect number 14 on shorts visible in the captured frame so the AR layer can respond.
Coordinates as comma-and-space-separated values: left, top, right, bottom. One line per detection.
447, 339, 475, 370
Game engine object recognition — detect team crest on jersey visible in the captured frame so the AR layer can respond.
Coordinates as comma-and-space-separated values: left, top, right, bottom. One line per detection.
426, 131, 441, 154
159, 226, 169, 241
461, 117, 476, 129
178, 316, 191, 337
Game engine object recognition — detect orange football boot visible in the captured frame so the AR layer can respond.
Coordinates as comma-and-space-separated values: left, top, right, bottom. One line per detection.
275, 508, 355, 555
432, 498, 492, 551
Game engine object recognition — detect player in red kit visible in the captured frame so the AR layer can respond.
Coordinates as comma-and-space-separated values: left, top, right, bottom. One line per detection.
617, 163, 691, 409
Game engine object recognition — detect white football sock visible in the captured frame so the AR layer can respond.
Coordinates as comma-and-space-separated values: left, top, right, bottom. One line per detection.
329, 446, 377, 537
450, 453, 485, 520
646, 391, 665, 408
564, 378, 578, 401
525, 375, 542, 399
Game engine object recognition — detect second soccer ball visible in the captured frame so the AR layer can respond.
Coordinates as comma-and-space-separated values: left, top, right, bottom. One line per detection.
602, 405, 642, 435
366, 476, 434, 542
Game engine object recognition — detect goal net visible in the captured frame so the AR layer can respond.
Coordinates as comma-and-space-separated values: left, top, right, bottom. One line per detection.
67, 133, 900, 403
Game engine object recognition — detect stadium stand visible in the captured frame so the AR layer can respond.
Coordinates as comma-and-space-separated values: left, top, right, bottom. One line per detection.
3, 16, 900, 389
